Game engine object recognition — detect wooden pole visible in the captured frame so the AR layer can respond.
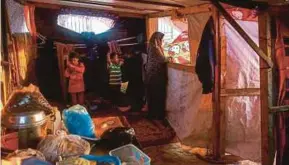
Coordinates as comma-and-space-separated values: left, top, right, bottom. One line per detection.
211, 1, 273, 68
259, 12, 274, 165
212, 6, 222, 160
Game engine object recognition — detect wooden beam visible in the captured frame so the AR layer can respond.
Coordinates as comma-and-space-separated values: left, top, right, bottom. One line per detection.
59, 0, 160, 12
115, 0, 185, 8
63, 0, 164, 12
29, 2, 61, 9
258, 12, 273, 165
147, 3, 212, 18
167, 63, 195, 72
29, 2, 146, 18
212, 5, 222, 160
220, 88, 260, 97
26, 0, 153, 14
211, 1, 274, 68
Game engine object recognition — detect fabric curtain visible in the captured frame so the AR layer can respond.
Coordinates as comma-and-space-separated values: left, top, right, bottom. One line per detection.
14, 33, 37, 86
24, 5, 37, 42
2, 0, 20, 96
19, 4, 38, 85
55, 43, 75, 101
187, 12, 212, 66
274, 19, 289, 165
275, 20, 289, 105
146, 18, 158, 44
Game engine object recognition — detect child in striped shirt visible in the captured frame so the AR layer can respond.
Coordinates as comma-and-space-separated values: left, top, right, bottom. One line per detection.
108, 53, 123, 106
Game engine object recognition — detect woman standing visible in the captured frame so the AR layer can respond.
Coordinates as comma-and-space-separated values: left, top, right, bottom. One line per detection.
145, 32, 170, 120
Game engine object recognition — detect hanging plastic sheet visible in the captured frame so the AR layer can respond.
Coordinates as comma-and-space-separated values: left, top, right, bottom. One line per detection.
5, 0, 29, 34
166, 12, 213, 148
222, 19, 261, 162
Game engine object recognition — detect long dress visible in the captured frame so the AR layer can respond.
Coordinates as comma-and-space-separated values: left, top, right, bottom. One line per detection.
65, 63, 85, 93
145, 45, 168, 120
125, 52, 145, 111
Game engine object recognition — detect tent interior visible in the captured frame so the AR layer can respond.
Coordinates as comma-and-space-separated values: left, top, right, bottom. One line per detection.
2, 0, 289, 165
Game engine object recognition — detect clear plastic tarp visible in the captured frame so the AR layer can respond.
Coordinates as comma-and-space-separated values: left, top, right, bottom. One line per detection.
6, 0, 29, 34
222, 19, 261, 162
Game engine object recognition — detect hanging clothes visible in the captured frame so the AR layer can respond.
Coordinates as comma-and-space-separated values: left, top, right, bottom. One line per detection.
274, 18, 289, 165
55, 42, 75, 102
195, 18, 215, 94
108, 40, 122, 54
107, 40, 122, 65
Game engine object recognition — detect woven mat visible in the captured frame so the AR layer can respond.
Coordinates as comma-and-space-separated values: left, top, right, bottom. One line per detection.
127, 117, 178, 148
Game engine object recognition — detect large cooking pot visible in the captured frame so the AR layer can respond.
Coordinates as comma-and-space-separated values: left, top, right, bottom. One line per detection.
2, 110, 47, 129
1, 109, 49, 149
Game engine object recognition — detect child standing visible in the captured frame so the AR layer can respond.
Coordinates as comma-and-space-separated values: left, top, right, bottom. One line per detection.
108, 53, 122, 106
65, 52, 85, 105
107, 53, 130, 111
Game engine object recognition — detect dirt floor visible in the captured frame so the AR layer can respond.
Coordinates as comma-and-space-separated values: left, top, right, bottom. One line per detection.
144, 143, 261, 165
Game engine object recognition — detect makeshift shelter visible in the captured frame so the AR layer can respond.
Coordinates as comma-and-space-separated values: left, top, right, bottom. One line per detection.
2, 0, 289, 165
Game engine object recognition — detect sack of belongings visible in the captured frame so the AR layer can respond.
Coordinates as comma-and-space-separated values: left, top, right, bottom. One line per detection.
37, 134, 90, 163
62, 104, 97, 138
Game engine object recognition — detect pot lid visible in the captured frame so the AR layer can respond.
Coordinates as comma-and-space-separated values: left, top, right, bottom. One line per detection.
2, 94, 48, 129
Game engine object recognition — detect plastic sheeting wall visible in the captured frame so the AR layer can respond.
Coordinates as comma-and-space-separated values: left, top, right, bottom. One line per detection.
166, 67, 213, 147
6, 0, 29, 34
165, 12, 213, 147
222, 19, 261, 162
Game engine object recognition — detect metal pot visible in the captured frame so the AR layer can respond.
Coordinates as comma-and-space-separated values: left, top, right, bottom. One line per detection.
1, 110, 48, 149
2, 110, 47, 129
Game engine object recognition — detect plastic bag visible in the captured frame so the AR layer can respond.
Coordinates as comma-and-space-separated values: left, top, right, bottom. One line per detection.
62, 105, 96, 138
81, 155, 121, 165
101, 127, 136, 149
121, 82, 128, 94
37, 134, 90, 163
21, 157, 52, 165
2, 84, 54, 115
6, 148, 46, 161
57, 157, 95, 165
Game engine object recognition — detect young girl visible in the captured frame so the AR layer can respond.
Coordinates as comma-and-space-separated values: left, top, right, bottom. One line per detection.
65, 52, 85, 105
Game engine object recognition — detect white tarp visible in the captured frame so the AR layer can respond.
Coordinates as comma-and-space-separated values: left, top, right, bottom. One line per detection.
224, 20, 260, 89
223, 19, 261, 162
166, 12, 213, 148
166, 67, 213, 147
165, 14, 261, 162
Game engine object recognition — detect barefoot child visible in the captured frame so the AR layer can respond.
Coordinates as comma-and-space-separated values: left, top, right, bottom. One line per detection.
65, 52, 85, 105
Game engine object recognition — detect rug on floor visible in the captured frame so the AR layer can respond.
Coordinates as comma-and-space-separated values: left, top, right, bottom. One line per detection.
127, 116, 178, 148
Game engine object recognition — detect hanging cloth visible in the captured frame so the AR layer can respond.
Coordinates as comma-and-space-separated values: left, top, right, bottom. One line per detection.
107, 40, 122, 64
108, 40, 122, 54
55, 43, 75, 102
274, 18, 289, 165
195, 18, 215, 94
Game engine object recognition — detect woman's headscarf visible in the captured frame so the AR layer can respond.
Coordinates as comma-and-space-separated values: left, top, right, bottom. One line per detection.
149, 32, 164, 47
148, 32, 165, 56
145, 32, 167, 84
